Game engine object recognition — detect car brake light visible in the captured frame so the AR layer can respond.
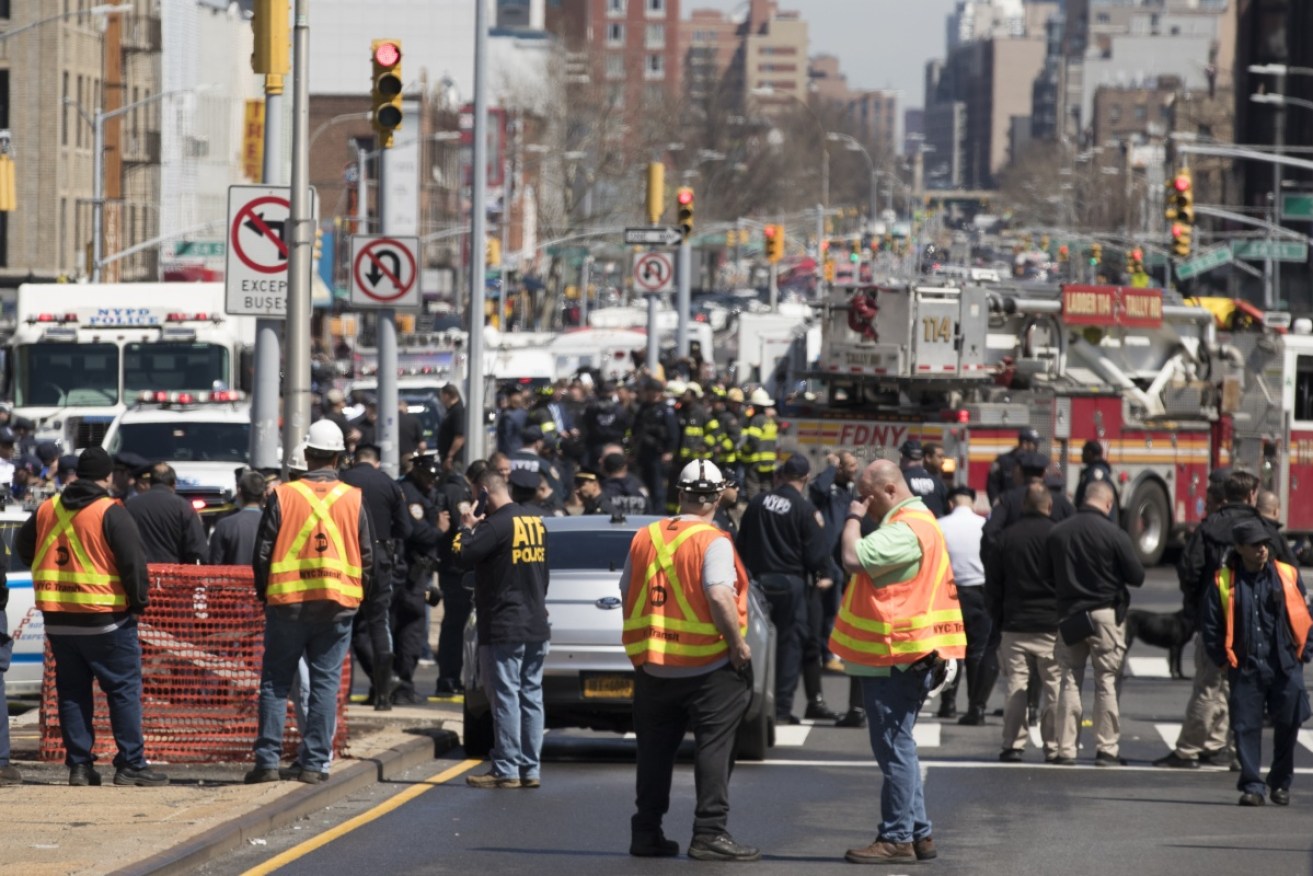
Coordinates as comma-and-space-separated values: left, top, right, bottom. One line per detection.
190, 499, 207, 511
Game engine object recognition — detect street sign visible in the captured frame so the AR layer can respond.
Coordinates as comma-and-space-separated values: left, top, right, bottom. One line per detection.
170, 240, 225, 260
350, 234, 420, 309
632, 251, 675, 294
624, 226, 683, 247
1175, 244, 1233, 281
1230, 239, 1309, 263
1281, 193, 1313, 221
224, 185, 318, 318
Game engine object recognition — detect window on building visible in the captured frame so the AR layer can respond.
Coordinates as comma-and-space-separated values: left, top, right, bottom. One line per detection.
647, 0, 665, 14
1109, 105, 1121, 123
606, 23, 624, 46
1135, 104, 1147, 121
646, 23, 665, 49
645, 84, 665, 107
606, 0, 625, 15
605, 53, 625, 81
1296, 357, 1313, 421
62, 73, 69, 146
646, 54, 664, 79
0, 1, 10, 20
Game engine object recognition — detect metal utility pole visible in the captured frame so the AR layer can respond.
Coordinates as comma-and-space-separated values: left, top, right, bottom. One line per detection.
579, 256, 591, 328
645, 294, 659, 371
815, 203, 825, 295
1271, 69, 1286, 309
378, 163, 400, 477
464, 0, 490, 464
676, 237, 691, 358
250, 0, 289, 473
282, 0, 312, 472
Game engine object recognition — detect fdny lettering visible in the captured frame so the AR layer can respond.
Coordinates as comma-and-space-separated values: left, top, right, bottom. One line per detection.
762, 494, 793, 514
836, 423, 908, 449
511, 515, 547, 565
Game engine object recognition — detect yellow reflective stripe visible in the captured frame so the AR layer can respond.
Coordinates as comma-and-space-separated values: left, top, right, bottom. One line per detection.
270, 557, 364, 577
268, 578, 365, 597
831, 628, 968, 656
623, 613, 721, 635
33, 570, 122, 585
34, 589, 127, 607
274, 481, 354, 574
31, 497, 76, 570
836, 606, 963, 636
625, 638, 730, 658
645, 521, 719, 623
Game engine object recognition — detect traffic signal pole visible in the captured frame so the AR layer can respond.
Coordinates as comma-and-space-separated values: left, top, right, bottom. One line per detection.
250, 0, 288, 474
282, 0, 312, 474
676, 238, 691, 358
464, 0, 490, 464
372, 39, 404, 476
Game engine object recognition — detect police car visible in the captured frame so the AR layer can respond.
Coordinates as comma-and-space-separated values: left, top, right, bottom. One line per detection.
1, 502, 42, 695
100, 390, 252, 525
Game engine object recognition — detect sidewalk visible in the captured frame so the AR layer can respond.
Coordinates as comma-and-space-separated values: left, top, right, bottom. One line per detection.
1, 699, 467, 876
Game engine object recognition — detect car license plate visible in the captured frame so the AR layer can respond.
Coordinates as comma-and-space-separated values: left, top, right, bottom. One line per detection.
581, 673, 634, 699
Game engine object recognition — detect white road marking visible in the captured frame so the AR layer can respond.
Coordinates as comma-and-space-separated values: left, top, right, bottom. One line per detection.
773, 724, 813, 747
1125, 656, 1172, 678
1300, 730, 1313, 754
913, 722, 941, 748
1154, 723, 1182, 750
744, 759, 1313, 774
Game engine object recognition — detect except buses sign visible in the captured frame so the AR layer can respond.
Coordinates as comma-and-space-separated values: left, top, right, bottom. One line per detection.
1061, 285, 1163, 329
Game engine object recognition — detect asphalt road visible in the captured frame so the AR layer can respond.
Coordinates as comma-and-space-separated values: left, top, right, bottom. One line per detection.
205, 567, 1313, 876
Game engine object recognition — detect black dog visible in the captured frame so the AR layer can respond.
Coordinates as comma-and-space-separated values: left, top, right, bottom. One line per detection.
1124, 609, 1194, 680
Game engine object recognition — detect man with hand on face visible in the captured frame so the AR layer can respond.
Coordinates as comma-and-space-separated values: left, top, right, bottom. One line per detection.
832, 460, 964, 865
1201, 519, 1312, 807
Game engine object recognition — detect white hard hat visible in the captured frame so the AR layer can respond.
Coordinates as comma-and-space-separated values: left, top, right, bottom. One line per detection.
677, 459, 726, 494
749, 387, 775, 407
287, 443, 308, 473
685, 382, 703, 398
665, 379, 687, 397
305, 419, 346, 453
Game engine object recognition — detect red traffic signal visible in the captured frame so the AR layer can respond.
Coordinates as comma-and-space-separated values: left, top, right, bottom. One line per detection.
676, 188, 694, 206
373, 41, 401, 67
763, 225, 776, 238
1173, 174, 1191, 193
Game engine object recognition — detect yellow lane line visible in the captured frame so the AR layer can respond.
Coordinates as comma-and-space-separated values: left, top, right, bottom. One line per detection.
239, 758, 483, 876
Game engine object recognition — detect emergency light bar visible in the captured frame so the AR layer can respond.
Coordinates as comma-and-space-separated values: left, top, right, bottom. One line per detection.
136, 389, 246, 405
29, 312, 79, 324
165, 312, 220, 323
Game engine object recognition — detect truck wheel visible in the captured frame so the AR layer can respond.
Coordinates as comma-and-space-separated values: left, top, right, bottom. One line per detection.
463, 699, 494, 757
1126, 481, 1169, 567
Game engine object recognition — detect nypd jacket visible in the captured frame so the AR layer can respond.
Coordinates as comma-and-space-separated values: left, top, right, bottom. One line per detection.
735, 483, 829, 580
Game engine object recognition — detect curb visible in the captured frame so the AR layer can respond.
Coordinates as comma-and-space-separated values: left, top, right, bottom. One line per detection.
112, 729, 460, 876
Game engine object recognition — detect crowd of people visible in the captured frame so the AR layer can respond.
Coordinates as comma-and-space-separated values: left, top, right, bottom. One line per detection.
0, 378, 1308, 864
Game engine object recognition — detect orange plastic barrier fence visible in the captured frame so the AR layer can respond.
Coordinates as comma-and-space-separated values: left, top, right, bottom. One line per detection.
39, 565, 350, 763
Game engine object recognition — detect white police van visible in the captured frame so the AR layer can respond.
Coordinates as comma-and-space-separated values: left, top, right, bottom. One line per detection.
1, 502, 42, 695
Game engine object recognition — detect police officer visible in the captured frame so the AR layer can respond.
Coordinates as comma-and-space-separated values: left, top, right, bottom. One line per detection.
982, 452, 1076, 562
16, 447, 166, 787
736, 454, 835, 724
125, 462, 208, 564
987, 428, 1040, 505
1200, 519, 1313, 806
457, 469, 552, 790
1074, 440, 1118, 521
740, 388, 778, 501
600, 452, 650, 517
339, 444, 412, 711
394, 453, 449, 704
900, 440, 947, 517
510, 425, 565, 512
434, 461, 477, 696
622, 460, 759, 861
248, 420, 372, 784
573, 470, 616, 516
495, 385, 529, 455
631, 377, 679, 514
581, 380, 633, 466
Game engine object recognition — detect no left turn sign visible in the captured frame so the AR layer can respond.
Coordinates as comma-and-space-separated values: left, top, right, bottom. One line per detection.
633, 251, 675, 294
351, 234, 420, 309
224, 185, 318, 318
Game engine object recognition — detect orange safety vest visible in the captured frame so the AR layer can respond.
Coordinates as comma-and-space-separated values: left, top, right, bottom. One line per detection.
828, 504, 966, 667
1215, 561, 1312, 669
32, 495, 127, 614
622, 519, 749, 669
267, 479, 365, 608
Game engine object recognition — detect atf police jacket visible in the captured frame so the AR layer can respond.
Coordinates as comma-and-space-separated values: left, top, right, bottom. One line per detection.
455, 502, 550, 645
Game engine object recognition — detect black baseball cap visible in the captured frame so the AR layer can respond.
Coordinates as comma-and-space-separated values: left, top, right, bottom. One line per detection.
899, 439, 924, 460
1019, 452, 1050, 475
1232, 519, 1272, 546
509, 468, 542, 490
1018, 428, 1041, 443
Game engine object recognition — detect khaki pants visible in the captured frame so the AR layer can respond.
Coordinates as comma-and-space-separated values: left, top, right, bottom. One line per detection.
1173, 632, 1230, 758
1055, 608, 1126, 759
1000, 631, 1062, 756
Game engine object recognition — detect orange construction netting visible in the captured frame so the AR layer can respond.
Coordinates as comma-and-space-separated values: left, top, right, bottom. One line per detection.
39, 564, 350, 764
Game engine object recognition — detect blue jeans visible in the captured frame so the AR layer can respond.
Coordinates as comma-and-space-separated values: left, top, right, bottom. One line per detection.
254, 609, 353, 772
479, 641, 548, 780
861, 667, 934, 844
48, 619, 147, 769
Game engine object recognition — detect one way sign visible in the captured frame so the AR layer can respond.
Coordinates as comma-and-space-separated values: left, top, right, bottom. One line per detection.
351, 234, 420, 309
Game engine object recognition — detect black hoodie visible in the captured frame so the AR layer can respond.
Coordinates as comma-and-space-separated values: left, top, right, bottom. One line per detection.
16, 480, 149, 628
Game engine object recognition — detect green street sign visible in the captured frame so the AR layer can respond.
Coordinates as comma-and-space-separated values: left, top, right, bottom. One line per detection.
170, 240, 225, 259
1281, 193, 1313, 221
1175, 244, 1233, 281
1230, 240, 1309, 262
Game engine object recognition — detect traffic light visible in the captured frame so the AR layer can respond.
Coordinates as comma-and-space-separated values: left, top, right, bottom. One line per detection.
1089, 242, 1103, 266
676, 187, 694, 240
370, 39, 403, 149
1040, 234, 1051, 252
1165, 169, 1194, 223
1171, 222, 1192, 258
486, 237, 501, 267
1057, 244, 1069, 262
763, 224, 784, 263
1128, 247, 1144, 273
251, 0, 290, 77
823, 259, 835, 282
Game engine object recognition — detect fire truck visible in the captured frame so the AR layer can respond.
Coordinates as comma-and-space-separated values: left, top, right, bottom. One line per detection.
779, 280, 1227, 566
8, 283, 255, 449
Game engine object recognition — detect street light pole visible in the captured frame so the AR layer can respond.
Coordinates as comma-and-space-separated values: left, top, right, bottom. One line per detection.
464, 0, 490, 465
282, 0, 312, 472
